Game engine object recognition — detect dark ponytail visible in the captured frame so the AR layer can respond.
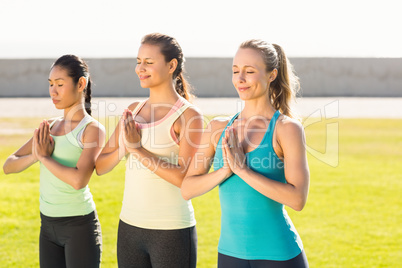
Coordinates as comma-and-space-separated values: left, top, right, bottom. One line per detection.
84, 78, 92, 115
240, 40, 300, 119
52, 55, 92, 116
141, 33, 194, 102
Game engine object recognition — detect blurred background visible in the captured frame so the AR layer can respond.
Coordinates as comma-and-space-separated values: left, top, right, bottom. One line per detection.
1, 0, 401, 99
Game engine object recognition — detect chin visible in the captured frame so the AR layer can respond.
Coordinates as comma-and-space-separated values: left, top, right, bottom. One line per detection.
237, 92, 251, 101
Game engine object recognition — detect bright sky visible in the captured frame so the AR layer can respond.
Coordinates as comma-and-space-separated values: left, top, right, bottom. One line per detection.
1, 0, 401, 58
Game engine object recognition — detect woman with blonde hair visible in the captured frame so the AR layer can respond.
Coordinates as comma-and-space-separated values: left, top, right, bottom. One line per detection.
182, 40, 310, 267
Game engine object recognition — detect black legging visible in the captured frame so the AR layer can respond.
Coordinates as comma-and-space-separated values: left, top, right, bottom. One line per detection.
117, 220, 197, 268
39, 211, 102, 268
218, 251, 308, 268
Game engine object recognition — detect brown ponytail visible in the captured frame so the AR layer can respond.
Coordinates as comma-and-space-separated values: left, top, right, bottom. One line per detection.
240, 40, 300, 118
141, 33, 194, 102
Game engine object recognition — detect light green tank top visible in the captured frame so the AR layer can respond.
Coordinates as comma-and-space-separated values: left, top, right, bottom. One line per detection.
39, 115, 98, 217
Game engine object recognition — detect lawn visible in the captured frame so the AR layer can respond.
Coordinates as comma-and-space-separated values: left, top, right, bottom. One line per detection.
0, 116, 401, 267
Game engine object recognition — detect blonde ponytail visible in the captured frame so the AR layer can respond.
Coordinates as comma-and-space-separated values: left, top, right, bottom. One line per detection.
240, 40, 300, 119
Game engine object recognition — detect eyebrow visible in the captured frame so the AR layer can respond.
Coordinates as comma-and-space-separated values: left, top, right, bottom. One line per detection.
136, 57, 153, 60
232, 65, 256, 68
48, 78, 64, 81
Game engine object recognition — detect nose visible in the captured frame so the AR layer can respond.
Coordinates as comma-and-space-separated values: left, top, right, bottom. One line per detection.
237, 70, 246, 83
49, 85, 57, 97
136, 62, 145, 73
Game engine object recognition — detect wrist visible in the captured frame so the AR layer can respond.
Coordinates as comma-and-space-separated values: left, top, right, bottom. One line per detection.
126, 146, 141, 154
234, 165, 251, 177
219, 167, 233, 180
38, 154, 50, 162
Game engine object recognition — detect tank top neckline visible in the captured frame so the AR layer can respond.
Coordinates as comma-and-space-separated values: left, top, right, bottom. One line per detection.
133, 98, 186, 129
49, 115, 92, 138
225, 110, 280, 155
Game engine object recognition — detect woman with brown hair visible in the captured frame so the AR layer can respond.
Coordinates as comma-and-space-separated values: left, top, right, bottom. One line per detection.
96, 33, 202, 268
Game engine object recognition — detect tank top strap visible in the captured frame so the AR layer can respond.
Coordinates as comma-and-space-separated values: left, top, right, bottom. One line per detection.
217, 112, 240, 148
169, 99, 193, 122
265, 110, 281, 143
49, 116, 63, 129
162, 98, 193, 125
71, 115, 95, 135
131, 100, 147, 116
227, 112, 240, 128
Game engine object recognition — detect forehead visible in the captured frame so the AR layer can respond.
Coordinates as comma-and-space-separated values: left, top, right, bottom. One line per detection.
49, 66, 69, 79
233, 48, 265, 68
137, 43, 164, 59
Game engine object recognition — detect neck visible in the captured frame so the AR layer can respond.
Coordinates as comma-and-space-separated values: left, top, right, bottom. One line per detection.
240, 96, 276, 120
63, 102, 86, 122
148, 82, 181, 104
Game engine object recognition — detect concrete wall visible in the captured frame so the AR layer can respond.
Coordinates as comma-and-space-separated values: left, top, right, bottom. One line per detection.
1, 57, 401, 97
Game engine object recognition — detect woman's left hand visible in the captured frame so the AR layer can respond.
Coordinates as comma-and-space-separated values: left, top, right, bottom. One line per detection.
122, 108, 141, 152
33, 120, 55, 160
223, 126, 247, 175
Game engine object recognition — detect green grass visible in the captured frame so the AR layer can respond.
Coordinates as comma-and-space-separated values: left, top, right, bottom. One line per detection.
1, 117, 401, 267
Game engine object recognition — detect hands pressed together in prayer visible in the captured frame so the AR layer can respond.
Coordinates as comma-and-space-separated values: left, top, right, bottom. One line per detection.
120, 109, 142, 154
32, 120, 55, 161
221, 126, 248, 178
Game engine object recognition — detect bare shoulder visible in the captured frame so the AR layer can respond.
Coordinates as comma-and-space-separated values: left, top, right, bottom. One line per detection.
82, 120, 106, 143
127, 100, 143, 112
47, 116, 62, 125
86, 120, 105, 133
182, 105, 203, 119
276, 114, 304, 139
208, 115, 231, 131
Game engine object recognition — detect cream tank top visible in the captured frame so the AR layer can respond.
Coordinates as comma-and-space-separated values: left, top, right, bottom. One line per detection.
120, 98, 196, 230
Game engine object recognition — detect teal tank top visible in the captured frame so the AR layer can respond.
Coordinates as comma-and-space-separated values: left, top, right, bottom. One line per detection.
214, 110, 303, 260
39, 115, 98, 217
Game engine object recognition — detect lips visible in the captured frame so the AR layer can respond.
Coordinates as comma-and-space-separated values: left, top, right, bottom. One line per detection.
139, 75, 150, 80
237, 86, 249, 92
52, 99, 60, 104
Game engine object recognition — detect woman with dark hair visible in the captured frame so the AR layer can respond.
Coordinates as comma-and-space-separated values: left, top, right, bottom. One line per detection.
96, 33, 203, 268
182, 40, 310, 268
3, 55, 105, 268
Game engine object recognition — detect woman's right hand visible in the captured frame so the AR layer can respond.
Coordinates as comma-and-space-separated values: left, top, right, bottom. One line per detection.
33, 120, 55, 161
221, 128, 235, 179
121, 109, 142, 153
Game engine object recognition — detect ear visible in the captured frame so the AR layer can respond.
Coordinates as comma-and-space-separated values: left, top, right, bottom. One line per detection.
269, 68, 278, 82
77, 76, 87, 93
168, 58, 178, 74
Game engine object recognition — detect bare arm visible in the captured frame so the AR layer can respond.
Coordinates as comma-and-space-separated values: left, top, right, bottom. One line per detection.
181, 118, 232, 200
226, 118, 310, 211
3, 119, 56, 174
3, 136, 38, 174
95, 102, 143, 175
36, 121, 106, 190
95, 117, 127, 175
124, 107, 204, 188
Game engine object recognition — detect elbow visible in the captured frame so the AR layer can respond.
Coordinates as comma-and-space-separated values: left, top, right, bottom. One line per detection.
180, 179, 192, 201
95, 168, 104, 176
72, 182, 86, 191
3, 160, 12, 174
291, 196, 307, 212
94, 162, 108, 176
181, 189, 191, 201
181, 191, 192, 201
71, 176, 88, 190
3, 167, 10, 175
3, 164, 9, 174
